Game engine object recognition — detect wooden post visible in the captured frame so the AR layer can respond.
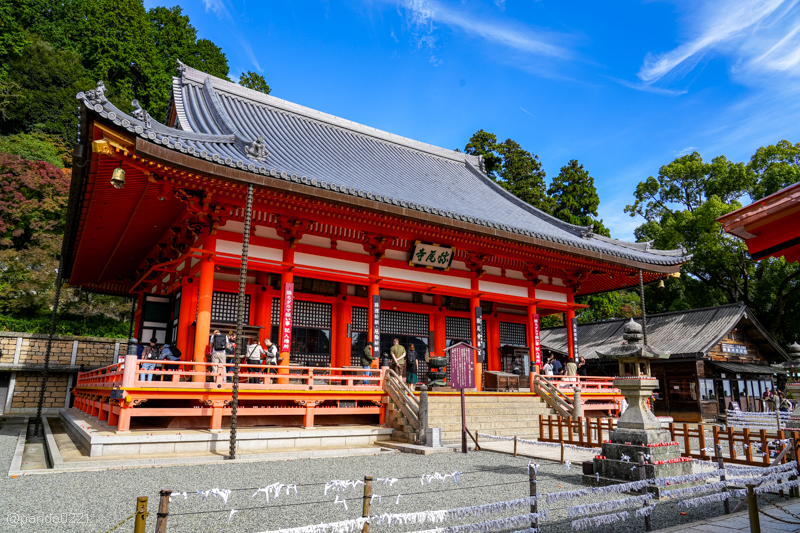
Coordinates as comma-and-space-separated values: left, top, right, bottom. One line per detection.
728, 427, 737, 460
669, 422, 675, 442
746, 483, 761, 533
133, 496, 148, 533
362, 475, 373, 533
683, 423, 691, 456
419, 385, 429, 444
716, 444, 731, 515
461, 388, 467, 454
743, 428, 753, 463
637, 452, 652, 532
585, 418, 592, 448
560, 440, 565, 464
475, 431, 479, 450
514, 435, 518, 457
539, 414, 544, 440
155, 490, 171, 533
760, 429, 769, 464
529, 463, 538, 530
698, 424, 707, 460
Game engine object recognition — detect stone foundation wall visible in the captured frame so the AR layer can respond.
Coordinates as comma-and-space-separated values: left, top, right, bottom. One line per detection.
10, 372, 70, 410
1, 331, 130, 415
0, 331, 128, 368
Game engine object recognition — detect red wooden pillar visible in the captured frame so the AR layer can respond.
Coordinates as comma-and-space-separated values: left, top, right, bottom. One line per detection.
177, 278, 197, 360
566, 293, 576, 362
432, 296, 446, 357
470, 277, 482, 391
254, 272, 271, 344
368, 261, 380, 354
193, 234, 216, 363
335, 284, 351, 368
527, 285, 539, 374
278, 246, 295, 384
487, 314, 501, 372
133, 293, 144, 341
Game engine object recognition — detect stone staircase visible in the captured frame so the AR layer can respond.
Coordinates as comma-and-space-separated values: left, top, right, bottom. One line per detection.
384, 395, 419, 443
427, 394, 556, 444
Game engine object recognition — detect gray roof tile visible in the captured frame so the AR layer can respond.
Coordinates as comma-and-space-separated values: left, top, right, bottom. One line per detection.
77, 65, 691, 267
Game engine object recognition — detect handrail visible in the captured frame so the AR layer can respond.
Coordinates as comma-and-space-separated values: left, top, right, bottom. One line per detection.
384, 369, 420, 430
533, 375, 573, 418
75, 359, 385, 391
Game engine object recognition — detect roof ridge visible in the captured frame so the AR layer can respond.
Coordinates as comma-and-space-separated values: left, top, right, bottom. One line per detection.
178, 61, 481, 167
541, 302, 746, 330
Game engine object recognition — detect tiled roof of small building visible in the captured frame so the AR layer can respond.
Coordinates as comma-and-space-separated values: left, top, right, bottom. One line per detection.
540, 302, 789, 361
76, 65, 691, 267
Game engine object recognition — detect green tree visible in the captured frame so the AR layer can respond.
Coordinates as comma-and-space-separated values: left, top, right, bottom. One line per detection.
626, 149, 800, 344
1, 37, 93, 143
148, 6, 231, 80
239, 71, 271, 94
748, 140, 800, 200
548, 159, 610, 236
464, 130, 550, 212
0, 133, 67, 168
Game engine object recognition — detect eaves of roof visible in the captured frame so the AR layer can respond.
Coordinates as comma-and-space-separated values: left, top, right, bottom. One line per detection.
72, 79, 690, 271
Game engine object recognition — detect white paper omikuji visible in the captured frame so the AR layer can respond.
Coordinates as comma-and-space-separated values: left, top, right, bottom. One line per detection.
371, 498, 546, 526
662, 481, 728, 499
636, 504, 656, 518
333, 496, 348, 511
755, 479, 800, 494
565, 461, 571, 471
228, 509, 238, 523
567, 494, 653, 517
197, 488, 231, 504
256, 517, 370, 533
325, 480, 364, 495
571, 510, 630, 531
405, 512, 546, 533
678, 492, 730, 508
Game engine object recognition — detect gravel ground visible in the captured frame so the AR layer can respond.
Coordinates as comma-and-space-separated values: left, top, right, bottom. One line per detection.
0, 417, 787, 533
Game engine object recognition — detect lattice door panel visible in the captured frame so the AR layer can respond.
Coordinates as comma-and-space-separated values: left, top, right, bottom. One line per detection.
211, 292, 252, 323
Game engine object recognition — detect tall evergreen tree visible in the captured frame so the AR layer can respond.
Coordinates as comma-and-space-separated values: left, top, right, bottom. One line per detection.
548, 159, 609, 236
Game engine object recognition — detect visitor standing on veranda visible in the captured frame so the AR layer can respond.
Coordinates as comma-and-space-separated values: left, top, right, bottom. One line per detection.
390, 338, 406, 380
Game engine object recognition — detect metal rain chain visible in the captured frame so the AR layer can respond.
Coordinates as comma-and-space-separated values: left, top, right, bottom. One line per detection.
34, 256, 65, 437
229, 183, 255, 459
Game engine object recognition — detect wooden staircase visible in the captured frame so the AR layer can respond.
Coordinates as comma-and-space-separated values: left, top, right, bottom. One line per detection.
426, 394, 556, 444
383, 369, 421, 443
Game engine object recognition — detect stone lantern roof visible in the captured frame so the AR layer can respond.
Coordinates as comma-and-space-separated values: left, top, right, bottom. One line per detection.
596, 318, 669, 360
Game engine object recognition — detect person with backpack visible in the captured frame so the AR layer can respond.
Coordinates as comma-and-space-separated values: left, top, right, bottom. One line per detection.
225, 332, 238, 382
160, 343, 182, 375
263, 339, 280, 384
246, 338, 265, 384
210, 329, 230, 378
141, 337, 159, 381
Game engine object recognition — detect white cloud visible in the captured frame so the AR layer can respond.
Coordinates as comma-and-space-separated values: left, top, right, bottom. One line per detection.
636, 0, 800, 86
391, 0, 575, 65
676, 146, 699, 156
202, 0, 262, 72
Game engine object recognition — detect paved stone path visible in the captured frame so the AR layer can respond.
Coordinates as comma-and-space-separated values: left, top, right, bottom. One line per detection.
654, 501, 800, 533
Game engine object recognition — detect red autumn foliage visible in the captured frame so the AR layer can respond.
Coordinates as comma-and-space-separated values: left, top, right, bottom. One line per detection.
0, 152, 70, 250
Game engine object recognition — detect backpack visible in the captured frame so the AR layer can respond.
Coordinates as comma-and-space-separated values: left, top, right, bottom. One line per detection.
213, 334, 227, 352
170, 345, 182, 359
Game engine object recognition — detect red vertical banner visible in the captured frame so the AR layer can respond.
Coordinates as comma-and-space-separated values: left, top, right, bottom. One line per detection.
281, 282, 294, 353
532, 314, 542, 366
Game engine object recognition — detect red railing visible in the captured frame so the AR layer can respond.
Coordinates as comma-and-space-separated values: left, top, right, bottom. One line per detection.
542, 375, 620, 395
75, 359, 384, 391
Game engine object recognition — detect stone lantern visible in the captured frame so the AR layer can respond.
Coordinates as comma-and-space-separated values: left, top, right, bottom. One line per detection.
587, 319, 691, 486
784, 342, 800, 428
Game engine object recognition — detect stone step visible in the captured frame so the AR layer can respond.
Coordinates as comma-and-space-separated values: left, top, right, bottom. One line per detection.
428, 420, 539, 435
428, 414, 546, 423
428, 407, 552, 416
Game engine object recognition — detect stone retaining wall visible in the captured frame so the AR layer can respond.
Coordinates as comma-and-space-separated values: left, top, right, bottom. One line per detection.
1, 331, 129, 415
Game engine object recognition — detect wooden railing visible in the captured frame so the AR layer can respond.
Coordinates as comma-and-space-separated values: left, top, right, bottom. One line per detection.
384, 368, 420, 431
670, 423, 800, 466
539, 415, 616, 448
75, 359, 384, 391
543, 375, 620, 394
532, 375, 574, 417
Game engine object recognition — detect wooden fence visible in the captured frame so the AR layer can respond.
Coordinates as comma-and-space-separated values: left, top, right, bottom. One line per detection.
539, 415, 616, 448
669, 423, 800, 466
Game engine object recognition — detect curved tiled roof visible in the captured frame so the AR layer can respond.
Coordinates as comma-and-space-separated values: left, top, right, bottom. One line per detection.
76, 65, 691, 267
539, 303, 789, 361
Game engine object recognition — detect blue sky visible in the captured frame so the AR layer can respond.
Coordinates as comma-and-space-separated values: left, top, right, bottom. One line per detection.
146, 0, 800, 240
